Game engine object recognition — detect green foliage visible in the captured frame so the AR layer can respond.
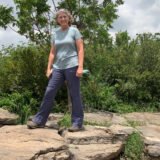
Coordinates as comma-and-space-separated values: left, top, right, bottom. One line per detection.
115, 31, 131, 47
1, 32, 160, 114
58, 0, 123, 46
0, 5, 14, 29
0, 0, 123, 45
14, 0, 51, 44
81, 75, 119, 112
135, 33, 160, 102
105, 32, 160, 106
124, 132, 144, 160
84, 120, 111, 127
127, 120, 145, 128
0, 0, 159, 115
81, 32, 160, 112
58, 113, 71, 127
0, 44, 70, 116
110, 104, 136, 113
0, 44, 49, 98
58, 113, 111, 128
0, 91, 38, 124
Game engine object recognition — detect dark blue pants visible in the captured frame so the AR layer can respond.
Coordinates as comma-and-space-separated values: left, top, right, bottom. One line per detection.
33, 66, 84, 127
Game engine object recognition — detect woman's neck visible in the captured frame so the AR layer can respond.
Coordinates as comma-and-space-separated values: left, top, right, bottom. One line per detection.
61, 25, 69, 31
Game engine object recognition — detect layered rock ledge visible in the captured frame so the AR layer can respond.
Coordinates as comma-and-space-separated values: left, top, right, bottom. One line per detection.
0, 108, 160, 160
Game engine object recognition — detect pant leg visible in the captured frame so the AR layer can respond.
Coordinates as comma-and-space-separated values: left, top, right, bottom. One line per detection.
33, 69, 65, 125
65, 66, 84, 127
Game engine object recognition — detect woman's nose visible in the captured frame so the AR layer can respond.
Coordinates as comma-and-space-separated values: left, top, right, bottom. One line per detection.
62, 16, 66, 20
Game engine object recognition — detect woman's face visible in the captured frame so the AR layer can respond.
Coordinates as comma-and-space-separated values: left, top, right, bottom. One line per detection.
57, 12, 69, 28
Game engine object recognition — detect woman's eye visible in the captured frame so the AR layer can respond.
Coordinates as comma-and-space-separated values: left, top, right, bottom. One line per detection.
59, 16, 67, 19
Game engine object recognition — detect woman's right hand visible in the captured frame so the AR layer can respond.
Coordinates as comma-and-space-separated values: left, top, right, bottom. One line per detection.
46, 68, 53, 78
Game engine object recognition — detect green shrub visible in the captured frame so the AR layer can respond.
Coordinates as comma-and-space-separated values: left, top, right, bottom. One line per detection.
124, 132, 144, 160
0, 44, 49, 98
127, 120, 145, 128
100, 33, 160, 105
0, 90, 39, 124
109, 103, 137, 113
81, 75, 119, 111
0, 32, 160, 114
58, 113, 71, 127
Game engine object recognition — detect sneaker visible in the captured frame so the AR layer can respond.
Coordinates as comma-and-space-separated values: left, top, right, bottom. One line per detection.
27, 121, 44, 129
68, 126, 85, 132
28, 115, 34, 121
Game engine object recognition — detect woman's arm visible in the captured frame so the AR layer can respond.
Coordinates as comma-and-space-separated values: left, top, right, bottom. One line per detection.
76, 39, 84, 77
46, 45, 55, 78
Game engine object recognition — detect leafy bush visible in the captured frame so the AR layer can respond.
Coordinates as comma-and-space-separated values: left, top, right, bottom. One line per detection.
0, 90, 39, 124
81, 75, 119, 112
124, 132, 144, 160
0, 44, 49, 98
58, 113, 71, 127
0, 32, 160, 114
104, 33, 160, 106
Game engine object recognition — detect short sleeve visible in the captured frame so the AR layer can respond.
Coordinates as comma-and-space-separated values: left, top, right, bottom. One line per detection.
50, 31, 56, 45
74, 28, 82, 40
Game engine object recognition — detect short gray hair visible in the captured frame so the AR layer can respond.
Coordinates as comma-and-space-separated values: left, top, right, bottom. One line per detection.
55, 9, 73, 26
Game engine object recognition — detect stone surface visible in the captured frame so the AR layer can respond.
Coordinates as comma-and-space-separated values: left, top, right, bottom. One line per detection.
111, 114, 128, 126
147, 145, 160, 157
124, 112, 160, 126
36, 150, 73, 160
0, 108, 19, 125
84, 112, 113, 125
1, 109, 160, 160
69, 143, 123, 160
137, 125, 160, 157
63, 125, 127, 160
45, 121, 60, 129
47, 113, 64, 121
109, 124, 135, 135
64, 125, 114, 145
0, 125, 69, 160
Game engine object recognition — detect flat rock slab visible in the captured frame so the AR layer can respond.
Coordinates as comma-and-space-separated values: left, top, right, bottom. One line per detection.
85, 112, 129, 127
109, 124, 135, 135
111, 114, 128, 126
84, 112, 113, 124
1, 111, 160, 159
147, 145, 160, 158
137, 125, 160, 158
69, 143, 123, 160
0, 108, 19, 125
0, 125, 69, 160
124, 112, 160, 126
63, 126, 125, 160
64, 125, 113, 145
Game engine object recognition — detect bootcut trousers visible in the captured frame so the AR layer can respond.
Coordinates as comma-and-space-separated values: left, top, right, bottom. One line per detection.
33, 66, 84, 127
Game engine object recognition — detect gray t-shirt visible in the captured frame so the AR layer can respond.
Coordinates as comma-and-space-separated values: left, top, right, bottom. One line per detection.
51, 26, 82, 69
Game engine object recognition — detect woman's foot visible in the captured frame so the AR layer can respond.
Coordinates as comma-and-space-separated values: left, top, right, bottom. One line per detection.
68, 125, 85, 132
27, 121, 45, 129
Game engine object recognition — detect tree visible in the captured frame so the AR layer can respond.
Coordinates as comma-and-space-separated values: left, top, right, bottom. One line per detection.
0, 0, 123, 46
115, 31, 131, 47
0, 5, 14, 29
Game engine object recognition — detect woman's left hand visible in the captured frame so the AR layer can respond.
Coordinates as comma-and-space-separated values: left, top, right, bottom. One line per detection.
76, 67, 83, 77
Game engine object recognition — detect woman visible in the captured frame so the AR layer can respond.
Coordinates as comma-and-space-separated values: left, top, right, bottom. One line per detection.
27, 9, 84, 132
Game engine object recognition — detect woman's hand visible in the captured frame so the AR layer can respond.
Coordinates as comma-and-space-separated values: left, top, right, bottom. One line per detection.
76, 67, 83, 77
46, 68, 53, 78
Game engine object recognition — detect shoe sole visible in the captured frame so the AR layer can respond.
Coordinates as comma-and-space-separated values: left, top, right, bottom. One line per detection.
68, 127, 85, 132
27, 125, 44, 129
27, 121, 45, 129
